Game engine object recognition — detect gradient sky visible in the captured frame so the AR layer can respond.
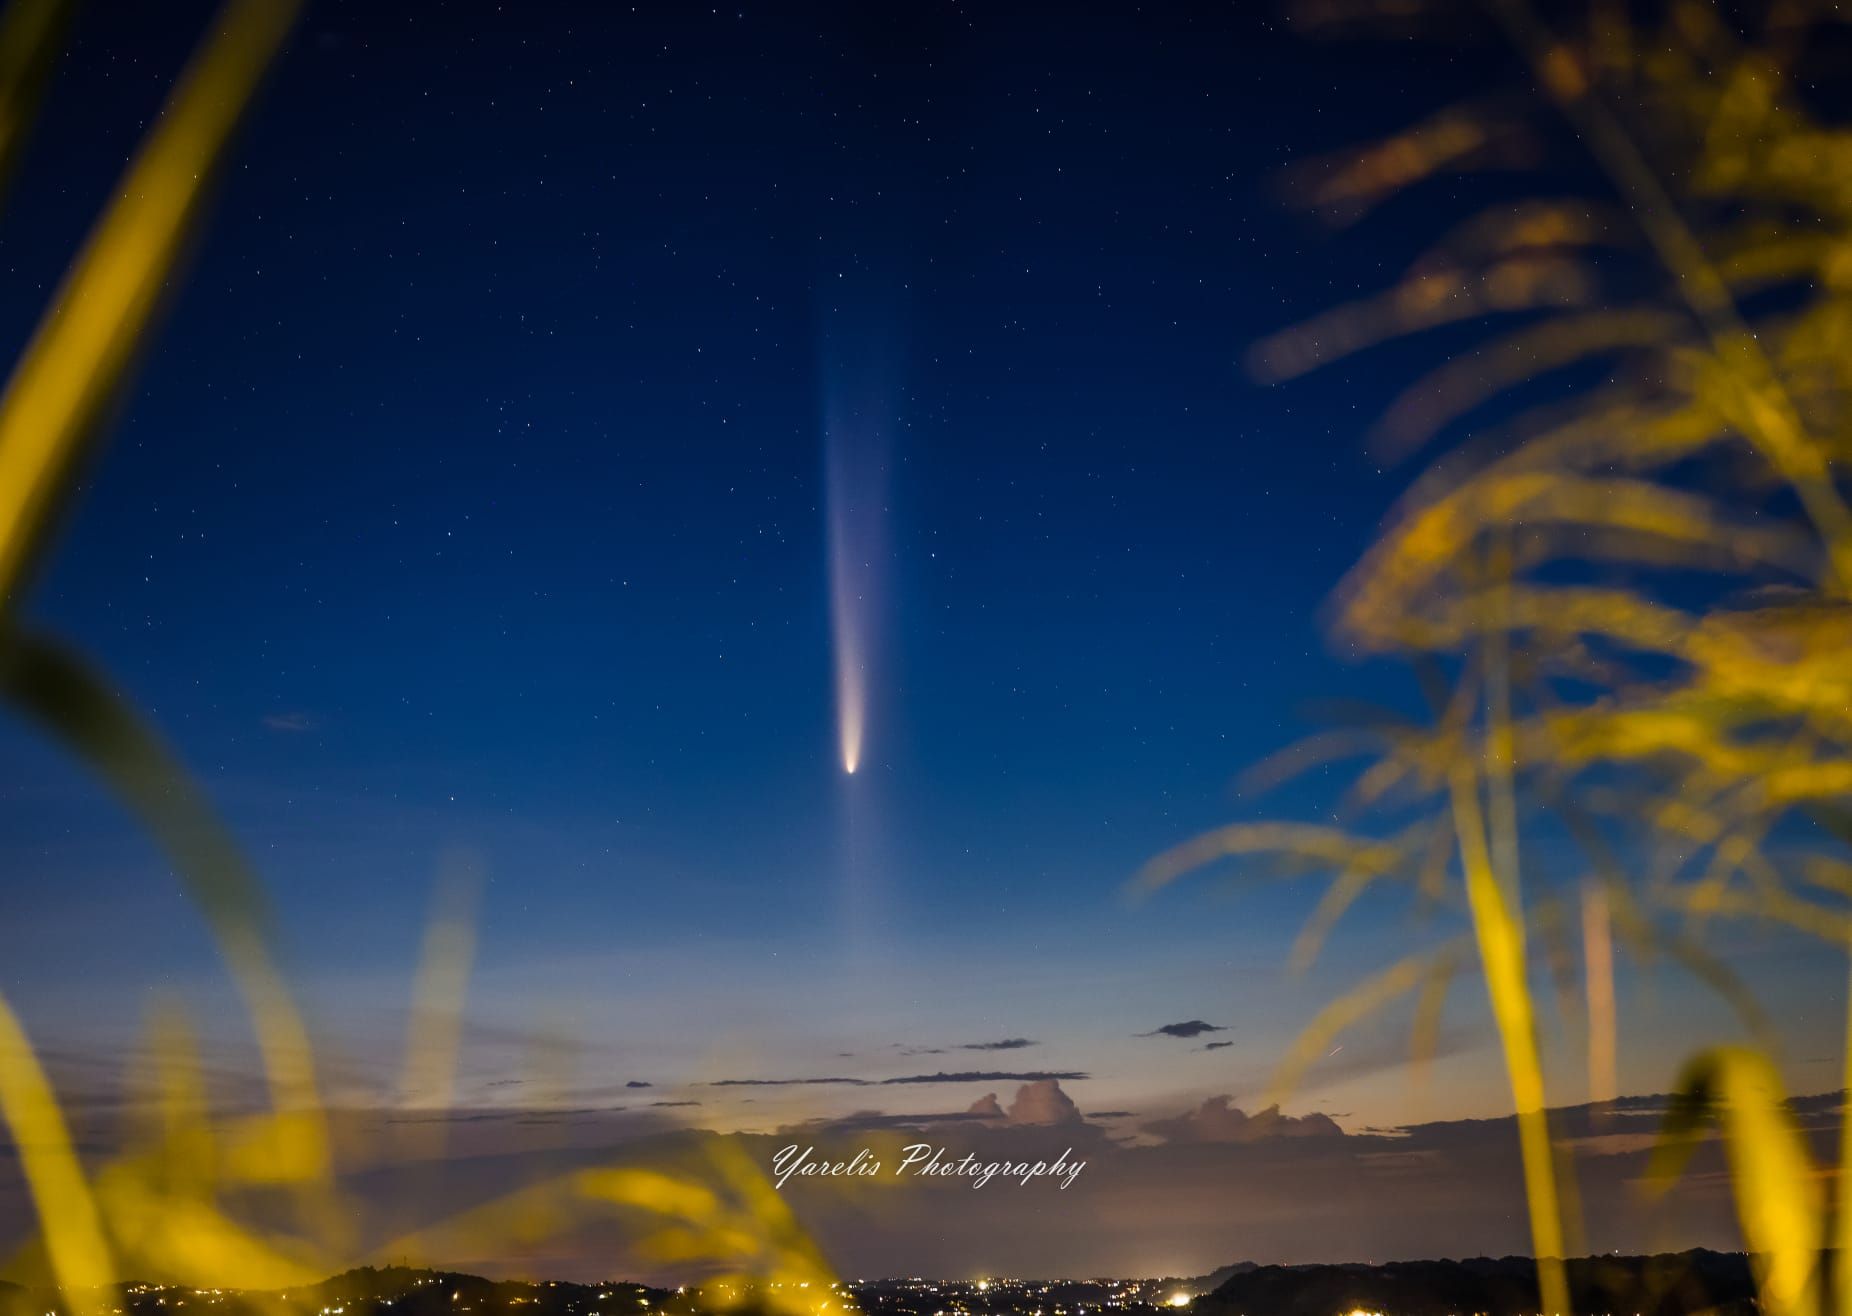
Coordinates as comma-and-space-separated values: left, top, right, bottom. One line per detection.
0, 0, 1846, 1278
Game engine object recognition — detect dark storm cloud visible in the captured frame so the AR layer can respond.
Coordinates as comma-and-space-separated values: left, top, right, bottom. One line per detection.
1141, 1019, 1227, 1039
1202, 1040, 1233, 1051
625, 1081, 652, 1088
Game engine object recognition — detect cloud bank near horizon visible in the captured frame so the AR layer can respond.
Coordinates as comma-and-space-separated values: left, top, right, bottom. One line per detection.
6, 1043, 1823, 1286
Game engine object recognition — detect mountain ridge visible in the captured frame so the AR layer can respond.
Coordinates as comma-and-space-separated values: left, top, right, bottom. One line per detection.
1197, 1248, 1757, 1316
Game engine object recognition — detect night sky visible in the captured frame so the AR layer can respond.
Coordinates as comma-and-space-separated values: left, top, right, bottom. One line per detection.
0, 0, 1843, 1279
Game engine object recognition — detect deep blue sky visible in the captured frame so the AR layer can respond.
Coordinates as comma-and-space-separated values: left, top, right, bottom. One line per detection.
0, 0, 1836, 1150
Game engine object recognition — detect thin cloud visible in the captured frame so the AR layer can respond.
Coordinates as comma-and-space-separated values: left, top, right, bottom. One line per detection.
1140, 1019, 1227, 1039
709, 1076, 872, 1088
881, 1070, 1087, 1085
706, 1070, 1088, 1089
896, 1038, 1039, 1057
778, 1108, 1002, 1133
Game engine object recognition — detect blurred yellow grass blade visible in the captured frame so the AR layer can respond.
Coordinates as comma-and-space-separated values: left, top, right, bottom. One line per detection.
0, 632, 325, 1139
1369, 310, 1685, 458
1485, 0, 1852, 583
91, 1168, 324, 1289
1134, 822, 1405, 894
0, 991, 111, 1315
1288, 862, 1384, 971
706, 1137, 841, 1286
373, 1150, 841, 1312
129, 1002, 215, 1197
1582, 882, 1617, 1110
1587, 0, 1632, 84
398, 855, 482, 1159
0, 0, 77, 206
1346, 475, 1807, 648
579, 1167, 727, 1224
1282, 104, 1528, 225
1407, 945, 1460, 1083
0, 0, 299, 603
1840, 941, 1852, 1316
583, 1145, 842, 1303
1448, 758, 1569, 1316
1263, 940, 1463, 1103
370, 1175, 581, 1263
1651, 1046, 1824, 1316
1250, 254, 1594, 382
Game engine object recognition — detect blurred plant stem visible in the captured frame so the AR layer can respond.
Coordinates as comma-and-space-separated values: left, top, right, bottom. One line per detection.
1151, 0, 1852, 1310
1450, 756, 1569, 1314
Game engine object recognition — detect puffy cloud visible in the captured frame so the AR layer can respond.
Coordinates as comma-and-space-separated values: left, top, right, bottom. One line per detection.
1143, 1095, 1344, 1144
965, 1092, 1005, 1119
1007, 1078, 1083, 1126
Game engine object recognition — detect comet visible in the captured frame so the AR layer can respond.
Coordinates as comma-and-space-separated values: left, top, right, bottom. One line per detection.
828, 499, 866, 776
822, 355, 888, 779
820, 292, 898, 964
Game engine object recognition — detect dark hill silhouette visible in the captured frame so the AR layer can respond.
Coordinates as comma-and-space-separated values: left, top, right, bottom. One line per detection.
1182, 1262, 1256, 1295
1198, 1249, 1756, 1316
0, 1254, 1770, 1316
